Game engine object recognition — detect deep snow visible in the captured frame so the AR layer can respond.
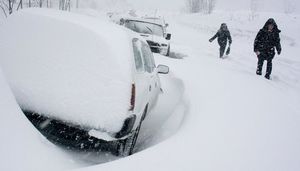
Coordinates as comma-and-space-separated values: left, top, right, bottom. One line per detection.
76, 10, 300, 170
0, 69, 81, 171
0, 5, 300, 171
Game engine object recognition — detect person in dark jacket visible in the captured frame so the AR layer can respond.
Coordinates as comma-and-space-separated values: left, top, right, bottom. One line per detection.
209, 23, 232, 58
254, 18, 281, 79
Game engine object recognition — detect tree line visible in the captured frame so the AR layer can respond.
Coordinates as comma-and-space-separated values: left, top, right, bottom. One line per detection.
0, 0, 78, 17
182, 0, 217, 14
182, 0, 297, 14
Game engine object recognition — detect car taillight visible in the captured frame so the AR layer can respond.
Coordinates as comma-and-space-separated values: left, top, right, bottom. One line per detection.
130, 84, 135, 110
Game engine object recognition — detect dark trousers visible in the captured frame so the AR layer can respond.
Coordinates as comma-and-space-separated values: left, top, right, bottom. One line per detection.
220, 45, 226, 57
219, 42, 227, 57
256, 51, 274, 76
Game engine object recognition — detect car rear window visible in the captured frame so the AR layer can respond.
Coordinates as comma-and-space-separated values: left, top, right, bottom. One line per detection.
132, 38, 144, 74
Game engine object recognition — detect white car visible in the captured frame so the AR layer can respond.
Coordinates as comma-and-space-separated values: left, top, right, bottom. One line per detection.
142, 15, 169, 31
0, 9, 169, 156
123, 17, 172, 56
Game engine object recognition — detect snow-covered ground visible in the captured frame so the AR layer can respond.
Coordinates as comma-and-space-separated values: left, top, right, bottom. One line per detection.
1, 6, 300, 171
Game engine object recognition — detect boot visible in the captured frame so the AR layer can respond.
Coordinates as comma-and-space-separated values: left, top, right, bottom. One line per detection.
256, 70, 262, 75
265, 74, 270, 79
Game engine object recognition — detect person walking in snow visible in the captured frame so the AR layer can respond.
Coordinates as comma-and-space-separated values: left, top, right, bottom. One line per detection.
254, 18, 281, 80
209, 23, 232, 58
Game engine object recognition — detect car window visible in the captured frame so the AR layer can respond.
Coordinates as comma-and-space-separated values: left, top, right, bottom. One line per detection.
132, 38, 144, 74
141, 42, 155, 73
148, 48, 156, 68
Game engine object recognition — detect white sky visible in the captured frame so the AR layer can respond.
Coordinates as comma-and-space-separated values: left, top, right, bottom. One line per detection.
125, 0, 300, 13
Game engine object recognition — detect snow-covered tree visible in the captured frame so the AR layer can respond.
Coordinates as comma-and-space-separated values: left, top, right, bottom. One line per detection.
250, 0, 259, 20
284, 0, 296, 14
183, 0, 216, 14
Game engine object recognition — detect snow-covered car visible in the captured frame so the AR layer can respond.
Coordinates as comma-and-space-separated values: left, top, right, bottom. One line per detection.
123, 18, 172, 56
0, 9, 169, 156
142, 15, 169, 31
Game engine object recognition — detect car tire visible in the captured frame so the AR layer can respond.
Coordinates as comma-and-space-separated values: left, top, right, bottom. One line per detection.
166, 45, 170, 56
114, 141, 124, 156
115, 107, 146, 157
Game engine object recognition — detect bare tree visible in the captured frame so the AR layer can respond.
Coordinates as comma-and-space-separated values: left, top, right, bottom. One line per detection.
284, 0, 296, 14
0, 0, 72, 16
0, 0, 8, 17
183, 0, 217, 14
45, 0, 51, 8
206, 0, 216, 14
250, 0, 259, 20
17, 0, 23, 10
36, 0, 43, 7
59, 0, 70, 11
8, 0, 13, 14
183, 0, 199, 13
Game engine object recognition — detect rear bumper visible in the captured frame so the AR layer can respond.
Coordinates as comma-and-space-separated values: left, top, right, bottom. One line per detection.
24, 111, 119, 152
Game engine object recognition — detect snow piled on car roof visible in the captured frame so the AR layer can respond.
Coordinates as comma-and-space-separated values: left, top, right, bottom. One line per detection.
0, 8, 137, 133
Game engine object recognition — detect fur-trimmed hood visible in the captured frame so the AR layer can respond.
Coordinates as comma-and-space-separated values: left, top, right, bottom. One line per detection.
262, 18, 281, 33
220, 23, 228, 29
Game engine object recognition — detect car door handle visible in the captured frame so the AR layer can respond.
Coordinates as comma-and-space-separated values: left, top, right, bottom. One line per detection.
149, 85, 152, 91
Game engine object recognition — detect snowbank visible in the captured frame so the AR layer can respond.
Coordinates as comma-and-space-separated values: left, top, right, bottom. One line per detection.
76, 10, 300, 171
0, 69, 82, 171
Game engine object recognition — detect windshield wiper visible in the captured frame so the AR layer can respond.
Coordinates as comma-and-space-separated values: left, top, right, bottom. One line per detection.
146, 26, 153, 33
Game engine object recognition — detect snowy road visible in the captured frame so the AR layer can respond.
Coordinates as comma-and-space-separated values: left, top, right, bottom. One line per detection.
1, 9, 300, 171
76, 11, 300, 171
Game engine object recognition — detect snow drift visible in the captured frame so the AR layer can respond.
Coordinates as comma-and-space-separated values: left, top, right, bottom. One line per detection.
0, 69, 82, 171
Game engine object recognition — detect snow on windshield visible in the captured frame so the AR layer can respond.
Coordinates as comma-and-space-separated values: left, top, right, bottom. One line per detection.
124, 20, 164, 37
0, 8, 136, 133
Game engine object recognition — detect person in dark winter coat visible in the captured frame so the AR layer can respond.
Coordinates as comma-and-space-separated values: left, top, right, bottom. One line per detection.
254, 18, 281, 79
209, 23, 232, 58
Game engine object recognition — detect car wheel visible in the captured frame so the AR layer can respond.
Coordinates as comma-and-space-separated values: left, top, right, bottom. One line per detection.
166, 45, 170, 56
115, 107, 146, 157
114, 141, 124, 156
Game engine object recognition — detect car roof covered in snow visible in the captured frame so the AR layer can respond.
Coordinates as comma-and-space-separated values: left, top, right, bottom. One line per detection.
0, 8, 142, 133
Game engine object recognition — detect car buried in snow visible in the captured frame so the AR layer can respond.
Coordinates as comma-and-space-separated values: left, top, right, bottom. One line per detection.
122, 17, 172, 56
0, 9, 169, 157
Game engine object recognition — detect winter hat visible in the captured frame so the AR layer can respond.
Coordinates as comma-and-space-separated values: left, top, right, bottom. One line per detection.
220, 23, 227, 29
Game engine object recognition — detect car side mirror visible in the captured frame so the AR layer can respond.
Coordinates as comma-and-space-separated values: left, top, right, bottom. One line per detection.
165, 33, 171, 40
165, 23, 169, 28
157, 65, 169, 74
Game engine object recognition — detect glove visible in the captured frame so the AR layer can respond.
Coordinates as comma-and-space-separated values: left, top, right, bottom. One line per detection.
255, 51, 260, 56
209, 39, 212, 42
